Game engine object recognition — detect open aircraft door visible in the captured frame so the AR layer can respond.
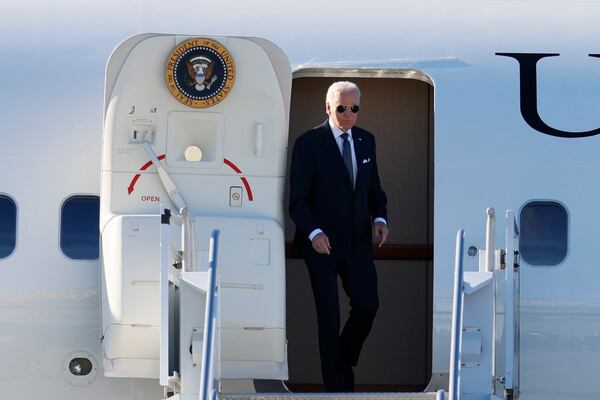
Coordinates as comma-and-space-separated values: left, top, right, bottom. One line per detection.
99, 34, 292, 392
494, 211, 521, 399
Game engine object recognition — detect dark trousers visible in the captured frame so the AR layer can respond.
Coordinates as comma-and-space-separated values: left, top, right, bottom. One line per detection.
305, 251, 379, 392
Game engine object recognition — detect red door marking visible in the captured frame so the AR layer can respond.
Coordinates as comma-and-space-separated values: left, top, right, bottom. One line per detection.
224, 158, 254, 201
240, 177, 254, 201
127, 155, 254, 202
223, 158, 241, 173
128, 174, 141, 195
140, 154, 166, 171
127, 154, 166, 195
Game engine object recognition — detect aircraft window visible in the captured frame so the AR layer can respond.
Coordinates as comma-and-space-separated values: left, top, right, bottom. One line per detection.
60, 196, 100, 260
0, 195, 17, 259
520, 201, 568, 266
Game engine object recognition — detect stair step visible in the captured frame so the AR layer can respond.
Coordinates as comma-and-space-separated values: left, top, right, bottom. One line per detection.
220, 392, 444, 400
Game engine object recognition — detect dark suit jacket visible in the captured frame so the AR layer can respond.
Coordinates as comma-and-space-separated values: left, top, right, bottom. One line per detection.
289, 121, 388, 257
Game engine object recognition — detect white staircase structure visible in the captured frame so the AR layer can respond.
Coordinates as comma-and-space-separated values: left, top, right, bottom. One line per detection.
156, 210, 523, 400
449, 209, 520, 400
158, 206, 448, 400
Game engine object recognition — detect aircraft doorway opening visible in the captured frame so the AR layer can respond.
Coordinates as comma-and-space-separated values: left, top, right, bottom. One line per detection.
284, 70, 434, 392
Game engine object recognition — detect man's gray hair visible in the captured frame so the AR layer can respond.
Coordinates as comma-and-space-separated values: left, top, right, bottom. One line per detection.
326, 81, 361, 105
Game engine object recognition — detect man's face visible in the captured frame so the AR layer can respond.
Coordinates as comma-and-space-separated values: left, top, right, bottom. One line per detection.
326, 90, 359, 132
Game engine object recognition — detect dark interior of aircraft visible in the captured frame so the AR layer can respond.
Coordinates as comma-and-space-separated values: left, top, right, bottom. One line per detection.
284, 74, 435, 392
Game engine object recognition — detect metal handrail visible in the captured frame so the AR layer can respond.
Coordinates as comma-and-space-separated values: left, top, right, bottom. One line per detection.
484, 208, 495, 273
200, 229, 221, 400
449, 229, 465, 400
503, 211, 518, 393
159, 208, 171, 387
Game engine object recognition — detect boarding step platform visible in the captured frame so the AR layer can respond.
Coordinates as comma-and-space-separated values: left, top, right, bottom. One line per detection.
219, 392, 446, 400
166, 392, 446, 400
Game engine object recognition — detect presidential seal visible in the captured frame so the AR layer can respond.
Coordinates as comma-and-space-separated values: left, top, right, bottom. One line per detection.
165, 38, 235, 108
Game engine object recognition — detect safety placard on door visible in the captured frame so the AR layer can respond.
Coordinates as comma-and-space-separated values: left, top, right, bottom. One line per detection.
229, 186, 243, 207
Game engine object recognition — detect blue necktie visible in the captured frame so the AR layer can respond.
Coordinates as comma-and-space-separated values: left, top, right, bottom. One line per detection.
341, 132, 354, 184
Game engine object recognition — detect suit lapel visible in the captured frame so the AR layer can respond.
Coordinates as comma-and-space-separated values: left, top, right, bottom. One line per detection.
319, 121, 353, 188
353, 129, 367, 191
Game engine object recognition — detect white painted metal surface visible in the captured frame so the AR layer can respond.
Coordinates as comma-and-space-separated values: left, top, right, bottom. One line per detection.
100, 34, 291, 387
449, 212, 521, 400
503, 213, 515, 393
141, 142, 187, 213
461, 256, 494, 398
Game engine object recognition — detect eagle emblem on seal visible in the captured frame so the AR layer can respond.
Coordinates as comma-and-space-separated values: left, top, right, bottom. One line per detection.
187, 56, 218, 92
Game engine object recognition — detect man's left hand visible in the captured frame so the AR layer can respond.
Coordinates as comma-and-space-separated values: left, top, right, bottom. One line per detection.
373, 222, 389, 248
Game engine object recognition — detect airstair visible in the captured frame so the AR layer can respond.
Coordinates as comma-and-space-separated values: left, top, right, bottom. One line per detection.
155, 203, 518, 400
141, 138, 444, 400
155, 199, 446, 400
103, 125, 519, 400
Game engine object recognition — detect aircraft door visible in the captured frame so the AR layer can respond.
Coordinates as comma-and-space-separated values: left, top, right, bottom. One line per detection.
100, 34, 291, 381
494, 211, 520, 399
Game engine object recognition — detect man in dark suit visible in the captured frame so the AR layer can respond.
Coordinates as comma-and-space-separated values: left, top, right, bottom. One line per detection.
289, 81, 389, 392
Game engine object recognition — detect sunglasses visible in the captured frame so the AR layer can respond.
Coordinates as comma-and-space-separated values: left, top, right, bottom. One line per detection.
335, 104, 360, 114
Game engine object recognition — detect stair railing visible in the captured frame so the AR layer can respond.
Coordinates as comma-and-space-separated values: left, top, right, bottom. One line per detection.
200, 229, 221, 400
449, 229, 465, 400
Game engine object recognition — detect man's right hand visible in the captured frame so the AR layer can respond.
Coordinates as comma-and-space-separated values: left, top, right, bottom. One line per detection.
312, 232, 331, 255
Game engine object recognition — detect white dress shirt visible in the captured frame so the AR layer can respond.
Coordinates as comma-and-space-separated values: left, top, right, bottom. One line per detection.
308, 119, 387, 241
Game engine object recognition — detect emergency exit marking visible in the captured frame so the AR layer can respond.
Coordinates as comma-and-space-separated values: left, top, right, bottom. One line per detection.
141, 195, 160, 202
